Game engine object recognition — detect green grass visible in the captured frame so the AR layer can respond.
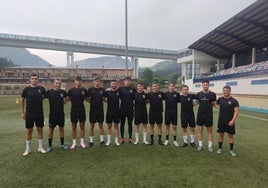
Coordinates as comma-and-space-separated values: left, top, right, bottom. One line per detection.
0, 95, 268, 188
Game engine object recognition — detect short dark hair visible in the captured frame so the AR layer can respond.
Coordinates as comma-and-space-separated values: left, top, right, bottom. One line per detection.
124, 76, 131, 80
111, 79, 117, 83
30, 73, 38, 77
152, 82, 159, 85
136, 82, 144, 86
182, 84, 189, 89
169, 82, 175, 86
74, 75, 82, 81
202, 80, 209, 84
93, 76, 100, 81
223, 85, 231, 90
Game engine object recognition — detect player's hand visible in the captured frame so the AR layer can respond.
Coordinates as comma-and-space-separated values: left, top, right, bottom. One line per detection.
228, 120, 234, 126
21, 113, 25, 120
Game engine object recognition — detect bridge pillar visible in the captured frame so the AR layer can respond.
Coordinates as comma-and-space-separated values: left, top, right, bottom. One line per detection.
131, 56, 139, 78
67, 51, 74, 67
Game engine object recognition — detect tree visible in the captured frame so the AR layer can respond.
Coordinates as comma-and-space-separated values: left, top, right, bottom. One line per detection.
141, 68, 153, 85
0, 58, 17, 68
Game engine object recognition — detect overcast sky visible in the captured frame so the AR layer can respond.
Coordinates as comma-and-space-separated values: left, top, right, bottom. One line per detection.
1, 0, 256, 67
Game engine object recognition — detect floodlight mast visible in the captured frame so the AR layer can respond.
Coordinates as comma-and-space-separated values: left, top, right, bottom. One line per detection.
125, 0, 128, 77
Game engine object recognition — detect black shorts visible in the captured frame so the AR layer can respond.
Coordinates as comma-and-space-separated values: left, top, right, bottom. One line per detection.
49, 114, 65, 128
165, 112, 177, 125
71, 110, 86, 123
217, 123, 235, 135
25, 113, 44, 129
196, 113, 213, 127
149, 111, 163, 124
90, 110, 104, 124
106, 111, 120, 124
134, 111, 148, 125
181, 113, 196, 128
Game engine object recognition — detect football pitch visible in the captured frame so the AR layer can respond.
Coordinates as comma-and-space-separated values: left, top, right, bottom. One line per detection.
0, 96, 267, 188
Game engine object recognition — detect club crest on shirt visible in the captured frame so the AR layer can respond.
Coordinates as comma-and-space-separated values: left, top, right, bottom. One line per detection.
143, 94, 146, 98
82, 91, 85, 95
130, 90, 133, 93
38, 89, 41, 93
100, 91, 103, 94
228, 101, 232, 105
188, 98, 191, 101
60, 93, 64, 98
158, 94, 162, 98
174, 94, 176, 97
116, 92, 119, 96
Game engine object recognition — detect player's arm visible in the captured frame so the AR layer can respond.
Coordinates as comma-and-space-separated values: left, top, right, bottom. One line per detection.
213, 101, 219, 109
228, 106, 239, 126
20, 97, 26, 119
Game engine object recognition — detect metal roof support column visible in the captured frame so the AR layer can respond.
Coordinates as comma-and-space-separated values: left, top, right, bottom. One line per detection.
192, 50, 195, 79
251, 47, 256, 64
67, 51, 70, 67
232, 53, 236, 68
216, 59, 220, 72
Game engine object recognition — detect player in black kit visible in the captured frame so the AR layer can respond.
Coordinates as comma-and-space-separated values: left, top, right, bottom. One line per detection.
105, 80, 120, 146
216, 86, 239, 157
20, 73, 46, 156
148, 82, 165, 145
118, 76, 135, 144
67, 76, 88, 149
45, 79, 68, 152
133, 82, 149, 145
180, 85, 198, 148
196, 80, 217, 152
164, 82, 180, 147
88, 77, 106, 147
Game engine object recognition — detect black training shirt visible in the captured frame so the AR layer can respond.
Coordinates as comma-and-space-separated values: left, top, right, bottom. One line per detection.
148, 91, 164, 112
105, 89, 120, 113
118, 86, 135, 109
217, 97, 239, 124
180, 94, 197, 115
45, 89, 67, 115
21, 86, 46, 114
67, 87, 88, 111
88, 87, 105, 111
134, 91, 148, 112
164, 91, 180, 113
196, 91, 216, 115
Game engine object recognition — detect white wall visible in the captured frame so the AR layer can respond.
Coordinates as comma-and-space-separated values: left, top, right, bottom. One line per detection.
191, 76, 268, 95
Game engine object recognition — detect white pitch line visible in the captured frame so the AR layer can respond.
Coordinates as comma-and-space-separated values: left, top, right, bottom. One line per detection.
240, 113, 268, 122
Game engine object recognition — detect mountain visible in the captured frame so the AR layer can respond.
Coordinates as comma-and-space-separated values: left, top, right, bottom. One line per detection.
139, 60, 181, 77
0, 47, 51, 67
74, 56, 133, 69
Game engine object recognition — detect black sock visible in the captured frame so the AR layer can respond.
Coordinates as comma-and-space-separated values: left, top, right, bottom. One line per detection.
219, 142, 223, 149
230, 143, 234, 150
166, 135, 169, 140
158, 135, 162, 141
48, 139, 52, 147
150, 135, 154, 141
174, 135, 176, 141
60, 137, 64, 145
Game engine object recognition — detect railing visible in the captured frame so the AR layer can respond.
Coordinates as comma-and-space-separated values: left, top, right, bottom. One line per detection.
193, 69, 268, 83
